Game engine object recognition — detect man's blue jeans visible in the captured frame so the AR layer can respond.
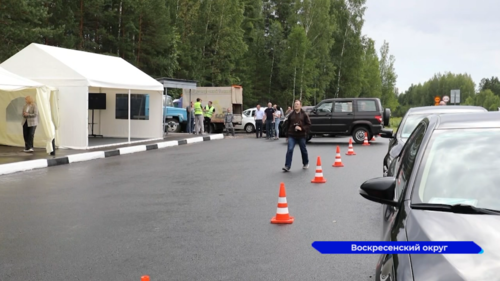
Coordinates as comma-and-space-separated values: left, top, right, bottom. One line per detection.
285, 136, 309, 168
265, 119, 274, 138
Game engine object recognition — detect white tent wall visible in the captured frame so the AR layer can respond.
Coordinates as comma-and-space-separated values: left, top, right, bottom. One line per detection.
88, 87, 162, 139
0, 88, 55, 152
56, 86, 89, 149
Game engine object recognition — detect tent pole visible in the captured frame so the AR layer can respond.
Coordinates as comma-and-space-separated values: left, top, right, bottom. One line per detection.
128, 89, 131, 143
163, 87, 166, 137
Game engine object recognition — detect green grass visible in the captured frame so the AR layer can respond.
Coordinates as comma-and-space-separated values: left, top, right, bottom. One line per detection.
387, 117, 402, 129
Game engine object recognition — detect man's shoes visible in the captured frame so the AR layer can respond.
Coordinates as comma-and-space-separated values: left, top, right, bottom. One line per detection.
303, 164, 309, 169
282, 166, 290, 172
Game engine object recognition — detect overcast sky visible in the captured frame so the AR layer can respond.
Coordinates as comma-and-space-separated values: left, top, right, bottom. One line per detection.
363, 0, 500, 94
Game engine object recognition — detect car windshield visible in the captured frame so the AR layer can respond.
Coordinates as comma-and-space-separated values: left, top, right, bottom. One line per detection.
401, 115, 426, 138
412, 128, 500, 211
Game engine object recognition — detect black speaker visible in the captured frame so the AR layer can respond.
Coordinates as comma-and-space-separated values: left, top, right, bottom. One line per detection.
89, 93, 106, 110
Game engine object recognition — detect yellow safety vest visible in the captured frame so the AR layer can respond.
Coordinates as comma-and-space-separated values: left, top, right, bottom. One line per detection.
194, 102, 203, 115
204, 105, 215, 118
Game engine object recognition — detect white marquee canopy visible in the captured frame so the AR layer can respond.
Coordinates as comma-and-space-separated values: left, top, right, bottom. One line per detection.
1, 43, 164, 149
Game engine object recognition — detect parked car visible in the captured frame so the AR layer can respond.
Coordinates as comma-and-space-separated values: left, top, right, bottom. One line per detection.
379, 105, 487, 177
282, 98, 391, 143
233, 108, 257, 133
359, 112, 500, 281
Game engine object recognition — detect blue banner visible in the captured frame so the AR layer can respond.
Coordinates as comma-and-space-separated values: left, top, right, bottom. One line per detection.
312, 241, 483, 254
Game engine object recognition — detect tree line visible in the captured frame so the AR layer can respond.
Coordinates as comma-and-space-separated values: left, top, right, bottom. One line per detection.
396, 74, 500, 116
1, 0, 399, 110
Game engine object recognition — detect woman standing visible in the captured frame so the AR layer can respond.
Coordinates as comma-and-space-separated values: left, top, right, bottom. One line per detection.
273, 105, 282, 140
22, 96, 38, 152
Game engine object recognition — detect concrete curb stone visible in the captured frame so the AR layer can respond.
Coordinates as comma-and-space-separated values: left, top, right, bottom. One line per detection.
0, 134, 225, 176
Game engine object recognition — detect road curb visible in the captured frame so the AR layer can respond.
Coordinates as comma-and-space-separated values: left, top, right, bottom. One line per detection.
0, 134, 225, 176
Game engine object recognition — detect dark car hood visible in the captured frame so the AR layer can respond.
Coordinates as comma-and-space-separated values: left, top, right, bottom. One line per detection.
406, 209, 500, 281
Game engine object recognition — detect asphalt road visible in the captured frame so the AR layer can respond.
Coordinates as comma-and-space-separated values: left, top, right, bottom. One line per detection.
0, 134, 389, 281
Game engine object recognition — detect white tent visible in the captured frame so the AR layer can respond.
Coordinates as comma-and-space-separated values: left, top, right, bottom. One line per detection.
1, 43, 164, 149
0, 67, 58, 153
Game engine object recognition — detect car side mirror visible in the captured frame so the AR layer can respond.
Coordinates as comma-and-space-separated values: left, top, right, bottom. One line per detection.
359, 177, 397, 207
380, 129, 394, 139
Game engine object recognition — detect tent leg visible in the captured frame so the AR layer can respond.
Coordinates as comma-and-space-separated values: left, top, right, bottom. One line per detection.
50, 139, 55, 156
128, 89, 131, 144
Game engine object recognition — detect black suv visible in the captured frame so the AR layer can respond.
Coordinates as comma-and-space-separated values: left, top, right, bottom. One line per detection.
283, 98, 391, 143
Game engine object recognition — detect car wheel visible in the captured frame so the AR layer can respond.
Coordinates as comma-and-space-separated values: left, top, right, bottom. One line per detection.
352, 127, 369, 144
165, 118, 181, 133
244, 123, 255, 133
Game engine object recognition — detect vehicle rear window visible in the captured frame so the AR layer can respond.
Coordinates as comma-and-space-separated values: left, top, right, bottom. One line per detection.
356, 100, 377, 112
413, 128, 500, 211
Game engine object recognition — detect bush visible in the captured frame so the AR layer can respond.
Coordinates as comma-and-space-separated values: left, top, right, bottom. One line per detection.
388, 117, 402, 129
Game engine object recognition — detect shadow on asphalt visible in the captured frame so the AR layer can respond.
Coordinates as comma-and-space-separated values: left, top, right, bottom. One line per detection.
306, 141, 386, 146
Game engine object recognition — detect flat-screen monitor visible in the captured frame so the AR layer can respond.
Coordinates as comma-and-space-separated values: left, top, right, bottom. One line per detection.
89, 93, 106, 110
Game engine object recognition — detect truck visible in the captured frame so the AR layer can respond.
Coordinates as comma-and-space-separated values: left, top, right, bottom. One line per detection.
163, 94, 187, 133
181, 86, 243, 133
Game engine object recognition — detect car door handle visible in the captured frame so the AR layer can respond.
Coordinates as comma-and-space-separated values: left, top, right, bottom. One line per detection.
347, 113, 353, 115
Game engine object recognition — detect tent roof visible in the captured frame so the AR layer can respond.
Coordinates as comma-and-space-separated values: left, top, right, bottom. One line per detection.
0, 66, 44, 91
1, 43, 163, 92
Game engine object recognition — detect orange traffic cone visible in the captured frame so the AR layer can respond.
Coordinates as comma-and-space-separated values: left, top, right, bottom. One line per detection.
371, 135, 376, 141
271, 182, 294, 224
311, 156, 327, 183
346, 138, 356, 155
363, 132, 370, 146
333, 146, 344, 167
141, 276, 150, 281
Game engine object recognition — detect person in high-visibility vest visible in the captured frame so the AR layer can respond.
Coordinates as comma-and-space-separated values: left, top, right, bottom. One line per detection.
204, 101, 215, 133
194, 98, 205, 135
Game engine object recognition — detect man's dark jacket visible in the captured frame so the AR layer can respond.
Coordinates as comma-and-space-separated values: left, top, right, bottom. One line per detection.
284, 109, 311, 138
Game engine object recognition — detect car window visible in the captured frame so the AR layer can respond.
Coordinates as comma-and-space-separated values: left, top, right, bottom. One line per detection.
413, 128, 500, 211
401, 115, 426, 139
243, 110, 249, 117
356, 100, 377, 112
394, 122, 427, 199
251, 110, 255, 117
334, 101, 353, 113
316, 102, 333, 113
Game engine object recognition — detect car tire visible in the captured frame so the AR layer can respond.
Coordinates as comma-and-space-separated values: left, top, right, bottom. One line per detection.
352, 126, 369, 144
165, 118, 181, 133
244, 123, 255, 133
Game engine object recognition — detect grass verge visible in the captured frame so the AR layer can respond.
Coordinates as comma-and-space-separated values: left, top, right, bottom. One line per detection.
388, 117, 402, 129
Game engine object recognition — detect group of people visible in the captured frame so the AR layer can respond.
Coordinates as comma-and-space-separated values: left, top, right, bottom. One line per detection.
254, 100, 311, 172
185, 98, 236, 137
253, 102, 285, 140
185, 98, 216, 135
